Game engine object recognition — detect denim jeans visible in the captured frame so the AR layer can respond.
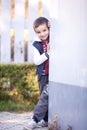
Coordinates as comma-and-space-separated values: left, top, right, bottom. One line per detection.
33, 75, 49, 122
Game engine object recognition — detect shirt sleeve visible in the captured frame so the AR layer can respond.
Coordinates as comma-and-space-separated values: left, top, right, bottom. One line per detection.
33, 47, 49, 65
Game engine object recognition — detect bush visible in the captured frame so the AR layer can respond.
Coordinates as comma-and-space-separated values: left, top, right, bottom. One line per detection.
0, 64, 39, 111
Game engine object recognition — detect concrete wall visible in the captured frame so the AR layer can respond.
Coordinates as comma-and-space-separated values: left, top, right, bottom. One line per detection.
49, 0, 87, 130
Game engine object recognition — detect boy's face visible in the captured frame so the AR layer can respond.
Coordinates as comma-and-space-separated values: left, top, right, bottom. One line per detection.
34, 23, 49, 41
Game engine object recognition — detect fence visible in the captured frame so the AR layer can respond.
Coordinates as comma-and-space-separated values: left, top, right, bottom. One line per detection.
0, 0, 50, 63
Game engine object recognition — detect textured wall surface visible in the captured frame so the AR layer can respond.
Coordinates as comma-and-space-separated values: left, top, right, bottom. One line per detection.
49, 0, 87, 130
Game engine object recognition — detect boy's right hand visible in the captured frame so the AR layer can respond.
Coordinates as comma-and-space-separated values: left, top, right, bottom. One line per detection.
47, 43, 50, 53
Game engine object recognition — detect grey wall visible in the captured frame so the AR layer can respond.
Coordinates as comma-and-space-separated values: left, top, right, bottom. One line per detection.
49, 0, 87, 130
49, 82, 87, 130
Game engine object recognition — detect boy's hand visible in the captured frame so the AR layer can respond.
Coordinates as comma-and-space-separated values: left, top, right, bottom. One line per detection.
47, 43, 50, 53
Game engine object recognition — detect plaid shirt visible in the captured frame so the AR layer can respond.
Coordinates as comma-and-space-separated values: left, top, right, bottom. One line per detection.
41, 42, 49, 75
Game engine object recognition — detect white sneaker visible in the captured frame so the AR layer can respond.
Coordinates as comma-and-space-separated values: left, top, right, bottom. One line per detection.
23, 119, 37, 130
38, 119, 48, 127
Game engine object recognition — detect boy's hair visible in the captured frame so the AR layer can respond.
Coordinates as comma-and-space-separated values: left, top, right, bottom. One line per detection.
33, 17, 50, 30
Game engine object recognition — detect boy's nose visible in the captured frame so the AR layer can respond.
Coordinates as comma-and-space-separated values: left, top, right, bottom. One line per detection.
40, 32, 44, 36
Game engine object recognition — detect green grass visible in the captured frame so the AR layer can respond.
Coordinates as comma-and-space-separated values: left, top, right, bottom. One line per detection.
0, 100, 35, 112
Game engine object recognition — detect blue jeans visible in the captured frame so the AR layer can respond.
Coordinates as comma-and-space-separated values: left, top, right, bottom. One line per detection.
33, 75, 49, 122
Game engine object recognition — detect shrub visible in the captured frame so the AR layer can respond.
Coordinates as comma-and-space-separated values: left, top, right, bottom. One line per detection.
0, 64, 39, 108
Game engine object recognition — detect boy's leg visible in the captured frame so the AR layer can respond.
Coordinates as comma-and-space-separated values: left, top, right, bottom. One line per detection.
43, 110, 48, 122
38, 75, 49, 94
33, 85, 48, 122
23, 85, 48, 129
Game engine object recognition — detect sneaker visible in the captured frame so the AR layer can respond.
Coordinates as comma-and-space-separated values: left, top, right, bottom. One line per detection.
38, 119, 48, 127
23, 119, 37, 130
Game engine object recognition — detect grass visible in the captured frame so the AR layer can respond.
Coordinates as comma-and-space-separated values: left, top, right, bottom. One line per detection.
0, 100, 35, 112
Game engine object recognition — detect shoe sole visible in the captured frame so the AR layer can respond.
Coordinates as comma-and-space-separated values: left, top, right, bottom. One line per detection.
18, 122, 32, 130
23, 125, 32, 130
23, 123, 41, 130
21, 122, 48, 130
23, 125, 45, 130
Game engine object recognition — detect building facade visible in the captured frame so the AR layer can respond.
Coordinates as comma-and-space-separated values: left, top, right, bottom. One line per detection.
49, 0, 87, 130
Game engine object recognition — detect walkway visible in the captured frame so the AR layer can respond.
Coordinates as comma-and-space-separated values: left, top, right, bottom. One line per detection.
0, 112, 48, 130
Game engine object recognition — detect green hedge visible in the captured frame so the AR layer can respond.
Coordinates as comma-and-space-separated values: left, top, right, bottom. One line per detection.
0, 64, 39, 104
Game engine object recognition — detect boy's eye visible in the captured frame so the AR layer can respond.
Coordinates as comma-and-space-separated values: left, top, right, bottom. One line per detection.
43, 29, 46, 32
37, 31, 40, 34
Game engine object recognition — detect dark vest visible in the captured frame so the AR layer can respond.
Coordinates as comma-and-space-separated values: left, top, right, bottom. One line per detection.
33, 41, 45, 81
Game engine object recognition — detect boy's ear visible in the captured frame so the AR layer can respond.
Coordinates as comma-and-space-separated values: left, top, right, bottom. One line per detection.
48, 21, 51, 28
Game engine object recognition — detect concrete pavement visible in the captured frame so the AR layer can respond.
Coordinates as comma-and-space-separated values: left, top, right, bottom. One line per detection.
0, 112, 48, 130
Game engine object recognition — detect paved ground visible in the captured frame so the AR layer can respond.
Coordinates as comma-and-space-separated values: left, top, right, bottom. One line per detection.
0, 112, 48, 130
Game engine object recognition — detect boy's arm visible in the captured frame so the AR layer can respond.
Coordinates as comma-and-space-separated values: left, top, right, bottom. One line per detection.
33, 47, 49, 65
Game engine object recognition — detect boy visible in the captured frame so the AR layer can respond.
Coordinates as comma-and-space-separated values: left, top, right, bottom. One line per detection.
24, 17, 50, 129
